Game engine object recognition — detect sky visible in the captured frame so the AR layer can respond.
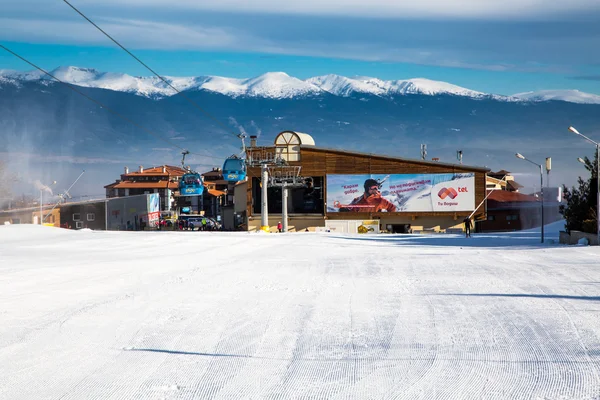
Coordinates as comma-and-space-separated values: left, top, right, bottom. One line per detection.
1, 0, 600, 95
2, 222, 600, 399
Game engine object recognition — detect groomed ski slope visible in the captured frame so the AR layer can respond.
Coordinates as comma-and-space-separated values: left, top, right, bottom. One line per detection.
1, 222, 599, 399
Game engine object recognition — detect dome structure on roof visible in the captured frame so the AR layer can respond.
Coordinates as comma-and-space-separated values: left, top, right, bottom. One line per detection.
274, 131, 315, 162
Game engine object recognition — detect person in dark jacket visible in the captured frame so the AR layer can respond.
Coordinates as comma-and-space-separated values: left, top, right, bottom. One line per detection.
463, 217, 472, 238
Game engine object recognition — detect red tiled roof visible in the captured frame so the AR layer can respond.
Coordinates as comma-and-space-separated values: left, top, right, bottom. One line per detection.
110, 181, 180, 189
202, 170, 224, 178
125, 165, 187, 177
487, 190, 539, 203
105, 165, 192, 189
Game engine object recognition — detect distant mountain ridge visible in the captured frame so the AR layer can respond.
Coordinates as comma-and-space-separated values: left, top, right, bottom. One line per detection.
2, 66, 600, 104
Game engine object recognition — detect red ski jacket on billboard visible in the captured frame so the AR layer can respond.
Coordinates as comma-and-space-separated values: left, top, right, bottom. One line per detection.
345, 193, 397, 213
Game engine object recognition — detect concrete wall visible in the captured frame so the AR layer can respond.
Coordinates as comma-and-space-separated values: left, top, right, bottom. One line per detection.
559, 231, 599, 246
246, 213, 470, 233
376, 215, 465, 233
247, 215, 325, 232
106, 194, 152, 231
60, 202, 107, 230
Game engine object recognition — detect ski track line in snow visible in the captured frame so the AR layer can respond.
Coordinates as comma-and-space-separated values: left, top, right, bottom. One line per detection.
57, 238, 281, 400
2, 233, 275, 400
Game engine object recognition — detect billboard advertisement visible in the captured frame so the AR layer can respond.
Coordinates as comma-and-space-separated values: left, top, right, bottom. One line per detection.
147, 193, 160, 228
327, 173, 475, 213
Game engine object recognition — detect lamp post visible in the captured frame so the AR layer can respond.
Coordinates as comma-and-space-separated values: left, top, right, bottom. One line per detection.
515, 153, 544, 243
40, 180, 56, 225
570, 126, 600, 246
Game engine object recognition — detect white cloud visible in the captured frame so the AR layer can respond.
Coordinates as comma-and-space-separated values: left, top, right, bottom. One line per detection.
0, 151, 127, 164
2, 2, 597, 74
84, 0, 600, 19
0, 17, 240, 50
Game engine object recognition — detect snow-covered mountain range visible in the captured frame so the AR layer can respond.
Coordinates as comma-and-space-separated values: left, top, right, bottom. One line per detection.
1, 66, 599, 104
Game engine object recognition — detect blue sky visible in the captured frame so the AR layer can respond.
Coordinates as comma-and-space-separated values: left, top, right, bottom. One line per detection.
2, 0, 600, 95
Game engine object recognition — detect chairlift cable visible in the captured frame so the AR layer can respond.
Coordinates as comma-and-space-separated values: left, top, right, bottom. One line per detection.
62, 0, 242, 141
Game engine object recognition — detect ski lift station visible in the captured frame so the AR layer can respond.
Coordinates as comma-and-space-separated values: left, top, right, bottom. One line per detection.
231, 130, 490, 233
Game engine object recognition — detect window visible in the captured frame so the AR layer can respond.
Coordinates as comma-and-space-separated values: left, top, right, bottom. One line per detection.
75, 221, 83, 229
87, 213, 95, 221
506, 215, 518, 221
73, 213, 81, 221
487, 215, 495, 221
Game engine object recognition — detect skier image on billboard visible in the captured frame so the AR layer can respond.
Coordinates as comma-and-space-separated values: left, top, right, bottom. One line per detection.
335, 178, 397, 213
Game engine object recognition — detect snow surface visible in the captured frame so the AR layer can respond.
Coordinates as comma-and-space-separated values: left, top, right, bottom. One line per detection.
1, 221, 600, 399
3, 66, 599, 104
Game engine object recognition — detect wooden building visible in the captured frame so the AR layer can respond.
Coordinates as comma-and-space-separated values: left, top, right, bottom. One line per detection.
240, 131, 490, 233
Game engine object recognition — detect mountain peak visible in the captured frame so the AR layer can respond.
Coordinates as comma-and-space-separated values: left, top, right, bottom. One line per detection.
398, 78, 485, 96
242, 72, 321, 98
1, 66, 599, 104
512, 89, 600, 104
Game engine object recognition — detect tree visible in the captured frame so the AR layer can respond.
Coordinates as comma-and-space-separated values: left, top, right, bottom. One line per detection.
560, 148, 598, 233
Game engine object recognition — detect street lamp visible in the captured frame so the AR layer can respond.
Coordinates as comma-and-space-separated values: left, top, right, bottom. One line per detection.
515, 153, 544, 243
40, 180, 56, 225
570, 126, 600, 246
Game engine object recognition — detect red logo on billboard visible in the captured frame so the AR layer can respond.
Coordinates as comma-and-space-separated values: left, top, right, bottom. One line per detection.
438, 187, 458, 199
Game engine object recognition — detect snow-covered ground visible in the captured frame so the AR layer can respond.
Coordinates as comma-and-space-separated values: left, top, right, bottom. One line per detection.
1, 221, 600, 399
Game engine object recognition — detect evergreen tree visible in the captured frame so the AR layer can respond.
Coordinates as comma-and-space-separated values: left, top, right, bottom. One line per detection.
560, 148, 598, 233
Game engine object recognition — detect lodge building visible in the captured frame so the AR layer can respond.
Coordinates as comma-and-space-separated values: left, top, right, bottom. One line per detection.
230, 131, 490, 233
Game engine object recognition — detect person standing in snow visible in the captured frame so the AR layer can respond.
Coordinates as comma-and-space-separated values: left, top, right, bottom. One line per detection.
277, 221, 282, 233
463, 217, 472, 238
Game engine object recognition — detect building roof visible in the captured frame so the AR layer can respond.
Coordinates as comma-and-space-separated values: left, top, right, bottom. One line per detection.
108, 181, 180, 189
275, 130, 316, 146
207, 189, 226, 197
125, 165, 187, 177
298, 145, 490, 172
202, 170, 224, 179
506, 180, 524, 190
105, 165, 191, 189
487, 190, 539, 203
